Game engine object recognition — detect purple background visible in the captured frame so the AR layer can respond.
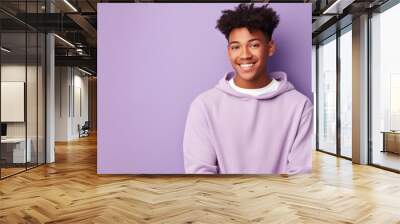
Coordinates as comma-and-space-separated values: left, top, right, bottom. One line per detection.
98, 3, 312, 174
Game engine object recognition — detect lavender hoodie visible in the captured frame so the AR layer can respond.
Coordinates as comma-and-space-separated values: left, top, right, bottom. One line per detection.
183, 71, 313, 174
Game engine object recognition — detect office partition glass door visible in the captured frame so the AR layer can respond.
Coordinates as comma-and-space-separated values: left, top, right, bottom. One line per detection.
317, 24, 353, 159
1, 31, 28, 177
317, 35, 337, 155
339, 27, 352, 158
27, 31, 38, 170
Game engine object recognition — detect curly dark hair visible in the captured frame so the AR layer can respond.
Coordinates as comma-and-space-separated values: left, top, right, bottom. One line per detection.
216, 3, 280, 41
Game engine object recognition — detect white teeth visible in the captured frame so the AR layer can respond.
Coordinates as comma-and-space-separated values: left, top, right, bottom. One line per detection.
240, 63, 254, 68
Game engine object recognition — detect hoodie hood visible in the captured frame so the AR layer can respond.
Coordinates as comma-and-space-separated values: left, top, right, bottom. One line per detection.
215, 71, 295, 100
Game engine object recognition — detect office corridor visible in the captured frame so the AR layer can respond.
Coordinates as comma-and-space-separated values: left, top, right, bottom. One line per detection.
0, 134, 399, 223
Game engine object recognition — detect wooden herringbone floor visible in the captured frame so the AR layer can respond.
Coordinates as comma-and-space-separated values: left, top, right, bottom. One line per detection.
1, 134, 400, 224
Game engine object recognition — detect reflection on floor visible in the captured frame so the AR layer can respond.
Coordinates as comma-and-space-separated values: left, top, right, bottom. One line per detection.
373, 150, 400, 170
0, 162, 42, 178
341, 147, 352, 158
0, 167, 25, 177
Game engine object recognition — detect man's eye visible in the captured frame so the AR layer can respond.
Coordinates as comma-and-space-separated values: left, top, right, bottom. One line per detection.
250, 43, 260, 48
231, 45, 240, 50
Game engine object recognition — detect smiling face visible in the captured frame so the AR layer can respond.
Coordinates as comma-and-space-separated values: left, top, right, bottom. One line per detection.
227, 27, 275, 88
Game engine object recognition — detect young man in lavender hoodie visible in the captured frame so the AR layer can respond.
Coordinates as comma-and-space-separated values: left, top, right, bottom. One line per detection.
183, 3, 313, 174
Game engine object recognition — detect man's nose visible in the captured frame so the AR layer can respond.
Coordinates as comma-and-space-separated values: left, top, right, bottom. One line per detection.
240, 47, 252, 59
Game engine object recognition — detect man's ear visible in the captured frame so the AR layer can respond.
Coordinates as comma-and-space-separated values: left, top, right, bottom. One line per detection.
267, 40, 276, 57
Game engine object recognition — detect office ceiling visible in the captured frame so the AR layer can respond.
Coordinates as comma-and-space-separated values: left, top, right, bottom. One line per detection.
0, 0, 393, 74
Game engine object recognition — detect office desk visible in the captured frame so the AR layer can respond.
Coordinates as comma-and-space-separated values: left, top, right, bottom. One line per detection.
1, 138, 32, 163
381, 131, 400, 154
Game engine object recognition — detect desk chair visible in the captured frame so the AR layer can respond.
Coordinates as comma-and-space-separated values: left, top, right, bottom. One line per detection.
78, 121, 90, 138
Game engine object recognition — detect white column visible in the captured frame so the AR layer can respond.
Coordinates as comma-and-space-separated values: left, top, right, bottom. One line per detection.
352, 14, 369, 164
46, 33, 55, 163
46, 1, 55, 163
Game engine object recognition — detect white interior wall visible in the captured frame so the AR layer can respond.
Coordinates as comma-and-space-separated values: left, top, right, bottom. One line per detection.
55, 67, 89, 141
72, 73, 89, 138
1, 65, 36, 138
55, 66, 70, 141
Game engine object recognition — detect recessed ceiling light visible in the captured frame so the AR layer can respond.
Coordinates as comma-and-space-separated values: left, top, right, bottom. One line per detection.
1, 47, 11, 53
54, 34, 75, 48
63, 0, 78, 12
78, 67, 93, 76
322, 0, 355, 15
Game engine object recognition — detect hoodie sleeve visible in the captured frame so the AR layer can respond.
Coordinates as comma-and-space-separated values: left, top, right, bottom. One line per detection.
286, 100, 314, 175
183, 97, 218, 174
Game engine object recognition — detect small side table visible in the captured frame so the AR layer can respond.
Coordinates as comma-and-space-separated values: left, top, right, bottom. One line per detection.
381, 131, 400, 154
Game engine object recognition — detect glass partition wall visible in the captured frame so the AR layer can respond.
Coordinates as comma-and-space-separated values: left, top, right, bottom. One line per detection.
0, 31, 27, 177
339, 27, 352, 159
316, 26, 353, 159
0, 1, 46, 179
316, 0, 400, 172
317, 35, 337, 155
370, 2, 400, 171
